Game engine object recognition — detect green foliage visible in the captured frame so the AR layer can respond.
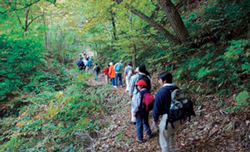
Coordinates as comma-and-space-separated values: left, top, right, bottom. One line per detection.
235, 91, 249, 107
0, 72, 111, 151
0, 34, 44, 101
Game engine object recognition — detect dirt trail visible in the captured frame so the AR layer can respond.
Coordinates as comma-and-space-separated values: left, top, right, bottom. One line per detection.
88, 73, 161, 152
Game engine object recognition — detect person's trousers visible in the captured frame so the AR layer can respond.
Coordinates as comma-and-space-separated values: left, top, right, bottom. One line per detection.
125, 75, 131, 91
105, 75, 109, 85
94, 72, 98, 81
131, 94, 137, 122
136, 112, 152, 140
159, 114, 181, 152
115, 73, 122, 87
110, 78, 115, 86
85, 66, 89, 72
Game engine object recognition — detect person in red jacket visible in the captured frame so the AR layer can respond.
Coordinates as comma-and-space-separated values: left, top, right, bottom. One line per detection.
102, 64, 110, 85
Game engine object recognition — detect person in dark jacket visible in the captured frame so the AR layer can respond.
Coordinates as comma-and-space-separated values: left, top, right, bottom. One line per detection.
93, 63, 100, 81
153, 72, 180, 152
77, 55, 85, 71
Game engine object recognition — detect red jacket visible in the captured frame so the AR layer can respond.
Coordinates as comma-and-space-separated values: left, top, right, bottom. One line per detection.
102, 66, 109, 75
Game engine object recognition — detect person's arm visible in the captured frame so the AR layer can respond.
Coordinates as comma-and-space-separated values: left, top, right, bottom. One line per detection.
133, 93, 141, 114
129, 75, 136, 96
153, 91, 164, 122
102, 67, 108, 74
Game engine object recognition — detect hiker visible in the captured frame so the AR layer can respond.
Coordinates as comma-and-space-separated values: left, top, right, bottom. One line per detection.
102, 64, 110, 85
133, 80, 152, 143
93, 63, 100, 81
153, 72, 179, 152
86, 57, 92, 73
108, 62, 115, 86
129, 64, 151, 125
114, 60, 123, 88
124, 62, 133, 92
129, 67, 139, 124
83, 51, 88, 59
77, 54, 85, 71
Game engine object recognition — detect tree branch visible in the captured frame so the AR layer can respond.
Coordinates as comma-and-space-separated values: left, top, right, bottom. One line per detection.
27, 14, 43, 29
1, 0, 41, 14
129, 6, 181, 45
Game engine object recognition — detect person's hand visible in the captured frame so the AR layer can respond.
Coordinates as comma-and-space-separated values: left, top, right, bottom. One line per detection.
133, 113, 136, 117
130, 95, 133, 99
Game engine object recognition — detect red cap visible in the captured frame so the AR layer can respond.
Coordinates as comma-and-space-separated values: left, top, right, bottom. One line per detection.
135, 80, 147, 87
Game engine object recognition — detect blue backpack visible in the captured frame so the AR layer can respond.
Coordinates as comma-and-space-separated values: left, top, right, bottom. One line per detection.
87, 59, 92, 66
114, 64, 121, 72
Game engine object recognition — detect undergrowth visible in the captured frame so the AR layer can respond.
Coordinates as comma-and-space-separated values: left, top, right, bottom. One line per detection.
0, 71, 112, 151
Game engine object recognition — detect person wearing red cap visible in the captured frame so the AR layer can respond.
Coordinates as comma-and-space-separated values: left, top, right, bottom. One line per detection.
133, 80, 152, 143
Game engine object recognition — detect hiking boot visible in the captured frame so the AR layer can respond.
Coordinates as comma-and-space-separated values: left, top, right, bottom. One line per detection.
113, 86, 117, 88
128, 121, 136, 125
136, 139, 143, 143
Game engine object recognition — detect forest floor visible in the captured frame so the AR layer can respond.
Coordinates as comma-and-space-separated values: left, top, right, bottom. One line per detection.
84, 73, 250, 152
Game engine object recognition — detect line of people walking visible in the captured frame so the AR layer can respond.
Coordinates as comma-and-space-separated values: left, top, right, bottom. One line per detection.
101, 60, 126, 88
77, 52, 93, 73
127, 64, 180, 152
101, 61, 181, 152
78, 57, 185, 151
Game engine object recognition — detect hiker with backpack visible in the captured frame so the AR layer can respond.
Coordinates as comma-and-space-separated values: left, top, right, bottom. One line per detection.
77, 54, 85, 71
124, 62, 134, 92
108, 62, 115, 86
114, 60, 123, 88
153, 72, 195, 152
129, 65, 151, 125
102, 64, 110, 85
86, 57, 92, 73
133, 79, 153, 143
93, 63, 100, 81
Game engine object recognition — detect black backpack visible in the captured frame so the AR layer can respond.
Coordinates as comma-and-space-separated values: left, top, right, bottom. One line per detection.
137, 74, 151, 92
95, 66, 100, 73
165, 89, 196, 129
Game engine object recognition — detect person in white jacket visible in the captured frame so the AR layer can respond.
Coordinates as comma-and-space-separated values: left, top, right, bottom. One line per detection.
128, 67, 139, 124
124, 62, 133, 92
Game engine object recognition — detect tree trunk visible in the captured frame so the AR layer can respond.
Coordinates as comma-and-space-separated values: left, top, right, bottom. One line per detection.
130, 7, 181, 45
43, 11, 49, 49
111, 12, 118, 40
129, 12, 136, 68
157, 0, 189, 43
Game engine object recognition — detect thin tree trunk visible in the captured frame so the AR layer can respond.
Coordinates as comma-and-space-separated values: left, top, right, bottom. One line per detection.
130, 7, 181, 45
43, 11, 49, 49
157, 0, 189, 43
111, 12, 118, 40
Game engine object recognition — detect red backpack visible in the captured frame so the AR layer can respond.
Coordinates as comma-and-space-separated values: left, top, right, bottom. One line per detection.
141, 92, 155, 112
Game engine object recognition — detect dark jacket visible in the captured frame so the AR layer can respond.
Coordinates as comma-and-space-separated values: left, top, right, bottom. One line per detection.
153, 84, 178, 122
